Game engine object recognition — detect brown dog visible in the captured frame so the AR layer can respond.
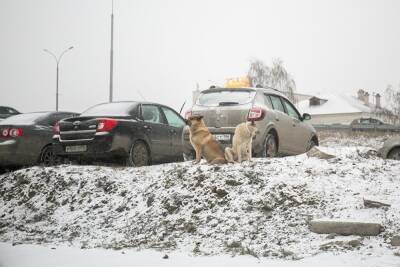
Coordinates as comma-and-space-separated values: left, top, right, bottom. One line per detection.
187, 115, 227, 164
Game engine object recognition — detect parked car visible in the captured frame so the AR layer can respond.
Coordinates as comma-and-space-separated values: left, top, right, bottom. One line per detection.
183, 86, 318, 159
53, 101, 187, 166
351, 117, 386, 126
0, 111, 78, 170
378, 136, 400, 160
0, 106, 20, 120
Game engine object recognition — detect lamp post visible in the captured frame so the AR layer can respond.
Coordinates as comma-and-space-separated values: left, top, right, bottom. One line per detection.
43, 46, 74, 111
109, 0, 115, 102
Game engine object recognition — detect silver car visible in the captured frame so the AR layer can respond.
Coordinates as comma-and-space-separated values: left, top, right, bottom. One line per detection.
182, 86, 318, 158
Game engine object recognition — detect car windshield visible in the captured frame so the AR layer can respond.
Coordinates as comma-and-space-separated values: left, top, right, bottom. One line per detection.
82, 102, 136, 116
196, 89, 256, 107
0, 113, 47, 125
0, 107, 18, 114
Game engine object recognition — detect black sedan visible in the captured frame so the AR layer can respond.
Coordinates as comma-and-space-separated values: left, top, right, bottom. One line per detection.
0, 111, 78, 170
0, 106, 20, 120
53, 101, 187, 166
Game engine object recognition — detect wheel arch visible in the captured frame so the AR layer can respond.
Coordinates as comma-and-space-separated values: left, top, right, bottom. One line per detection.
311, 135, 319, 146
387, 146, 400, 159
265, 126, 279, 152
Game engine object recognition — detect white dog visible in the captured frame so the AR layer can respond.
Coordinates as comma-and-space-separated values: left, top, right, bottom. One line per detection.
225, 122, 258, 163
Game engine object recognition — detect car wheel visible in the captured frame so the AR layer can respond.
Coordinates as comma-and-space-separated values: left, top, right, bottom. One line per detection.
387, 147, 400, 160
127, 141, 150, 167
262, 133, 278, 157
307, 138, 317, 151
40, 145, 58, 166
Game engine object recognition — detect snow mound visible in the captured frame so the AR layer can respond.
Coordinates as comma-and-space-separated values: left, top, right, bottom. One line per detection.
0, 146, 399, 259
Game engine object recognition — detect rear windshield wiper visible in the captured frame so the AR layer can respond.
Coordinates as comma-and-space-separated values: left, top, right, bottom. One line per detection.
218, 102, 239, 106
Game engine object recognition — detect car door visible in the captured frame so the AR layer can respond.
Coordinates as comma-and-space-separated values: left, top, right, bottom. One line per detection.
281, 98, 311, 153
140, 104, 171, 159
160, 106, 186, 157
267, 94, 293, 153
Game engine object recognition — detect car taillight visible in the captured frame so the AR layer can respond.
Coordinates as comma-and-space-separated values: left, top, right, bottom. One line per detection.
53, 122, 60, 135
2, 128, 23, 138
97, 119, 118, 132
185, 110, 192, 119
2, 128, 10, 137
9, 128, 23, 137
247, 107, 265, 121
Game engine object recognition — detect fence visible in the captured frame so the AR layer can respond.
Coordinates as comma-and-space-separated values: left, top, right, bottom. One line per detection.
313, 124, 400, 133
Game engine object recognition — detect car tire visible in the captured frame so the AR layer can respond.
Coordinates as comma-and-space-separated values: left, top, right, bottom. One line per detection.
262, 133, 278, 158
307, 138, 317, 151
387, 147, 400, 160
39, 145, 58, 166
127, 141, 150, 167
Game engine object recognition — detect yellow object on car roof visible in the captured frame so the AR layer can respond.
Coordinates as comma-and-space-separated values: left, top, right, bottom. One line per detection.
225, 76, 252, 88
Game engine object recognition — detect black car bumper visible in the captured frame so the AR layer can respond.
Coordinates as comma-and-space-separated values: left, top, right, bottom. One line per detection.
53, 133, 128, 160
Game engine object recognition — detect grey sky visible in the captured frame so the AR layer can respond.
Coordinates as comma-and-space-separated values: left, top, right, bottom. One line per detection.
1, 0, 399, 113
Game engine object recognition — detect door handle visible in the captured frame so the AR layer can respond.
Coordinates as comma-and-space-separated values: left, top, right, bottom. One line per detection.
275, 117, 280, 121
143, 125, 152, 130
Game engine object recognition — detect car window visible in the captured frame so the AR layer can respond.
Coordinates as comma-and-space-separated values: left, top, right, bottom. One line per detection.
268, 95, 286, 113
282, 98, 300, 120
44, 113, 77, 126
141, 105, 163, 124
161, 107, 186, 128
0, 107, 18, 114
196, 89, 256, 107
263, 94, 273, 109
82, 102, 137, 116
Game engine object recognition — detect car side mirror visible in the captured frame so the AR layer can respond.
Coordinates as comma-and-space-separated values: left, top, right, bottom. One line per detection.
302, 113, 311, 121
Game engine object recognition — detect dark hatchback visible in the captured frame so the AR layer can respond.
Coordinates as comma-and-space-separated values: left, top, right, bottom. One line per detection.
0, 111, 78, 170
53, 101, 187, 166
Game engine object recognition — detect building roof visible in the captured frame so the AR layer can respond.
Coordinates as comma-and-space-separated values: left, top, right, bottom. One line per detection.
297, 93, 372, 115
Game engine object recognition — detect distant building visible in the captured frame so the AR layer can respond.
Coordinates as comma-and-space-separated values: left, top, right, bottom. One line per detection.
296, 90, 395, 125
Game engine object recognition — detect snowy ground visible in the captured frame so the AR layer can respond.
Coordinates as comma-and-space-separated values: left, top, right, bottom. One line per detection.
0, 135, 399, 266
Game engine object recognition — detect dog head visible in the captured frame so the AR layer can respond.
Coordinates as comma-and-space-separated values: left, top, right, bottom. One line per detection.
187, 115, 205, 128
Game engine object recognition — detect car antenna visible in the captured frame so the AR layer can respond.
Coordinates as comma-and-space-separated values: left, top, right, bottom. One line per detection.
179, 101, 186, 115
137, 90, 147, 101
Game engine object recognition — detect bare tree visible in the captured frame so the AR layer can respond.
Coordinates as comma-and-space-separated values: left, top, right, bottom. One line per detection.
384, 84, 400, 124
248, 58, 297, 103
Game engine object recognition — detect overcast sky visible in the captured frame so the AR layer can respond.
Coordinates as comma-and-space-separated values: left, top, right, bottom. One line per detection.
1, 0, 400, 113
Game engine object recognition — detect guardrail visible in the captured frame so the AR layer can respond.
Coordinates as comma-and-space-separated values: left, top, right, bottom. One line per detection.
313, 124, 400, 132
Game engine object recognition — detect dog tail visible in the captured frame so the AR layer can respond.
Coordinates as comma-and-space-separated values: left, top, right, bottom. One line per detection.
224, 147, 235, 163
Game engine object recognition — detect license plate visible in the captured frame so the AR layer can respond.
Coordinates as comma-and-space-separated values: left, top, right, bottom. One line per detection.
213, 134, 231, 141
65, 145, 87, 153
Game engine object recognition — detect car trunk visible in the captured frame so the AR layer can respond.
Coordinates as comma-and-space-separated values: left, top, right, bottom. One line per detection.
192, 103, 252, 128
58, 117, 99, 141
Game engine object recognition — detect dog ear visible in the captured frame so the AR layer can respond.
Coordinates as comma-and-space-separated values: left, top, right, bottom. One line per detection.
196, 115, 204, 120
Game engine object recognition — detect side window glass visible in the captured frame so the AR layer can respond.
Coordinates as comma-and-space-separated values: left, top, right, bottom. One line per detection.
269, 95, 286, 113
141, 105, 163, 124
263, 94, 273, 109
161, 107, 186, 128
282, 99, 300, 120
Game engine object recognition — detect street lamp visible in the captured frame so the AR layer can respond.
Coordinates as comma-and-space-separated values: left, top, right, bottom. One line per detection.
43, 46, 74, 111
